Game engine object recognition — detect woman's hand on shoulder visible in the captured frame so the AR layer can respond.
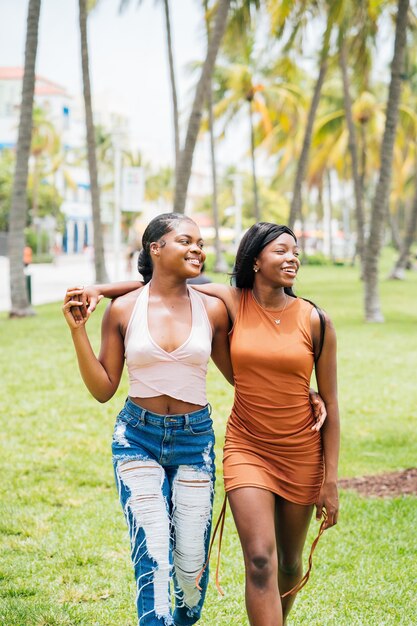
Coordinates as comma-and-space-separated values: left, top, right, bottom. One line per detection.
62, 286, 103, 330
64, 285, 104, 325
66, 281, 144, 325
201, 293, 234, 386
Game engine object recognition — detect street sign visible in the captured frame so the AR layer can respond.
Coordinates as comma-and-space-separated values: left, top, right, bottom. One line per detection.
121, 167, 144, 212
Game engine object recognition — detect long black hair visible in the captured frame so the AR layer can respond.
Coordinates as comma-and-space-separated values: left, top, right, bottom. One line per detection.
232, 222, 297, 292
138, 212, 195, 284
232, 222, 326, 361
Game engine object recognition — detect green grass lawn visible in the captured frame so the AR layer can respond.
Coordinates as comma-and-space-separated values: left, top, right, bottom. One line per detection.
1, 257, 416, 625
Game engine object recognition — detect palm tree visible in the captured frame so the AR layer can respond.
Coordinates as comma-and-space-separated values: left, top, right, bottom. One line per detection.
389, 174, 417, 278
162, 0, 180, 178
30, 107, 60, 223
218, 2, 263, 221
174, 0, 231, 214
389, 54, 417, 278
363, 0, 409, 321
203, 0, 227, 272
212, 50, 267, 223
337, 0, 385, 266
79, 0, 109, 283
120, 0, 180, 180
339, 35, 365, 265
286, 15, 332, 230
8, 0, 41, 317
212, 48, 304, 225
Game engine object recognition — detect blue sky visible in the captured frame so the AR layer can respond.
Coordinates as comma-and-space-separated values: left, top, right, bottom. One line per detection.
0, 0, 206, 165
0, 1, 394, 174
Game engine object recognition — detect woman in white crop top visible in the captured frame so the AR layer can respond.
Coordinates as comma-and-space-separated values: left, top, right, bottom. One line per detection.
63, 213, 233, 626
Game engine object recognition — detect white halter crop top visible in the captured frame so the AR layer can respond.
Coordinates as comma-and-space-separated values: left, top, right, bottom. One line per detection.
124, 283, 213, 406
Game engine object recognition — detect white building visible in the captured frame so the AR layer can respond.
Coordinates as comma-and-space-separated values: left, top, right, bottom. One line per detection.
0, 67, 134, 255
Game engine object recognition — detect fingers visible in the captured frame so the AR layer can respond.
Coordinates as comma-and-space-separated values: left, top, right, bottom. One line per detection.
79, 290, 88, 318
310, 391, 327, 431
62, 303, 82, 328
64, 287, 88, 318
62, 292, 90, 328
62, 298, 87, 313
324, 507, 338, 529
87, 294, 103, 313
311, 407, 327, 431
72, 306, 84, 323
318, 501, 339, 528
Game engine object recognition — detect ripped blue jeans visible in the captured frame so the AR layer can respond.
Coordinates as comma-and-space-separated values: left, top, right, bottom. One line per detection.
112, 397, 215, 626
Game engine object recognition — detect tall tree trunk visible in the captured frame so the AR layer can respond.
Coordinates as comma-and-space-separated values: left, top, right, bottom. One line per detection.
79, 0, 109, 283
163, 0, 180, 182
339, 36, 365, 265
363, 0, 409, 321
203, 0, 226, 272
359, 122, 367, 199
389, 206, 402, 250
8, 0, 41, 317
390, 186, 417, 279
207, 82, 226, 271
326, 169, 334, 261
174, 0, 231, 214
288, 57, 328, 230
248, 99, 261, 222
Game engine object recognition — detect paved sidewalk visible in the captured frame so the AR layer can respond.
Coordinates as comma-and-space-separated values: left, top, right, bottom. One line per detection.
0, 253, 136, 312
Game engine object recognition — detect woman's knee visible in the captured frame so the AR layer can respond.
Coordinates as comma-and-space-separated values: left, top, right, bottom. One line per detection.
278, 551, 302, 577
245, 548, 277, 588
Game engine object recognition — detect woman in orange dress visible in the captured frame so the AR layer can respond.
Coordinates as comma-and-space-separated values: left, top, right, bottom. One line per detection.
215, 223, 339, 625
70, 222, 339, 626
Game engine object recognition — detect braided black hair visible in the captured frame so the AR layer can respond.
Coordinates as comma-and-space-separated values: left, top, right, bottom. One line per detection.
137, 212, 195, 284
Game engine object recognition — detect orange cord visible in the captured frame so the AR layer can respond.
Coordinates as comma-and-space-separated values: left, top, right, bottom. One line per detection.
196, 499, 328, 600
281, 511, 328, 598
195, 494, 227, 596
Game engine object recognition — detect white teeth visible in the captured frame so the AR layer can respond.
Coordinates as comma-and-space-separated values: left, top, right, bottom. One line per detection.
187, 259, 200, 266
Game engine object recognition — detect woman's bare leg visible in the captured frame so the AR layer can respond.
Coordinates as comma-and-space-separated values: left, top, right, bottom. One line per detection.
275, 498, 313, 624
228, 487, 282, 626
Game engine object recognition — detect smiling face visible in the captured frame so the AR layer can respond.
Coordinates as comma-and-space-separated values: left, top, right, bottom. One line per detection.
150, 219, 206, 279
253, 232, 300, 288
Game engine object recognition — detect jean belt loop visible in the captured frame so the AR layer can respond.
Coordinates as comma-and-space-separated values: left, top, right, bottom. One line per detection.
184, 413, 190, 430
207, 402, 212, 416
140, 408, 146, 425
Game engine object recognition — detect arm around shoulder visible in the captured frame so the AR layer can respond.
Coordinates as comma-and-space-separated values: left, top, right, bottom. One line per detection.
191, 282, 240, 320
204, 295, 234, 386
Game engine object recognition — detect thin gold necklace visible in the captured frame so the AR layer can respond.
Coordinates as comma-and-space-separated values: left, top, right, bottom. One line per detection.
251, 291, 289, 325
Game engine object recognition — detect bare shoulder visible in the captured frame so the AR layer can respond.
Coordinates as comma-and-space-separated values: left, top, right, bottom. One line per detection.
111, 286, 144, 308
197, 291, 227, 315
194, 292, 230, 335
191, 282, 241, 319
310, 306, 334, 328
310, 306, 336, 351
108, 286, 144, 329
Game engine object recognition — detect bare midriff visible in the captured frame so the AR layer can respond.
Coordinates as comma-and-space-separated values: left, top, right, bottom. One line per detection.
130, 394, 204, 415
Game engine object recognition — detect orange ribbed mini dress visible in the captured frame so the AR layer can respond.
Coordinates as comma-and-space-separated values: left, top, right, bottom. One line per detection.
223, 290, 324, 505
